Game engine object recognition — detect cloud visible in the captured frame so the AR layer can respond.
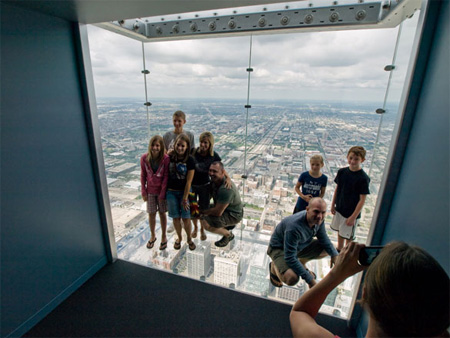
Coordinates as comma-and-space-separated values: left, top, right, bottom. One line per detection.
87, 13, 419, 102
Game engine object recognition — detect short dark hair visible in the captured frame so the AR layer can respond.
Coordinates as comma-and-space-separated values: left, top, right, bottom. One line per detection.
211, 161, 224, 171
362, 241, 449, 337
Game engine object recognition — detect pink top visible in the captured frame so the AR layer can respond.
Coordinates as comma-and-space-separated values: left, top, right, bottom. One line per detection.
140, 153, 169, 200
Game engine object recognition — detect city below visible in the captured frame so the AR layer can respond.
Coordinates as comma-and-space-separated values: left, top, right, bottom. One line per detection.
98, 97, 397, 319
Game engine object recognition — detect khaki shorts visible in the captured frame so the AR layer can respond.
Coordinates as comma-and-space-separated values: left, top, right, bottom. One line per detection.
204, 211, 242, 229
330, 211, 358, 240
267, 240, 325, 275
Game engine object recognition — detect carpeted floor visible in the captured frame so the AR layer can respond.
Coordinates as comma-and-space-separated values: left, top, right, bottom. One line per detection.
24, 259, 355, 337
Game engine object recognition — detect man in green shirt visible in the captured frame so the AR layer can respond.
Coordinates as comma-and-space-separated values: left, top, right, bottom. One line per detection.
200, 161, 244, 247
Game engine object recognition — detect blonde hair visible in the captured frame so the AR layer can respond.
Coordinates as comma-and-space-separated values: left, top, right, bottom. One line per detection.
198, 131, 215, 156
170, 133, 191, 163
310, 154, 324, 165
173, 110, 186, 121
146, 135, 165, 164
347, 146, 366, 160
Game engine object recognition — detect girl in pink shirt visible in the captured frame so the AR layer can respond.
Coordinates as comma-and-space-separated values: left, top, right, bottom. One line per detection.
140, 135, 170, 250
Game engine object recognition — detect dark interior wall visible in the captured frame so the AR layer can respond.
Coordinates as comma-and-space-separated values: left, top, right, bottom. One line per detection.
382, 0, 449, 273
1, 4, 108, 337
356, 2, 449, 336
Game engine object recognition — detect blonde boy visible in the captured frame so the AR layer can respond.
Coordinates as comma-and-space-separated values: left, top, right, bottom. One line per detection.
330, 146, 370, 250
294, 155, 328, 214
163, 110, 195, 153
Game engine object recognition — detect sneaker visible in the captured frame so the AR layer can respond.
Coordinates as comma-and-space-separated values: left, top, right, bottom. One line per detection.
215, 232, 234, 247
167, 225, 175, 233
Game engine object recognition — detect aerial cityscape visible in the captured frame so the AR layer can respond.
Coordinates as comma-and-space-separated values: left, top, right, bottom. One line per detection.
98, 97, 397, 318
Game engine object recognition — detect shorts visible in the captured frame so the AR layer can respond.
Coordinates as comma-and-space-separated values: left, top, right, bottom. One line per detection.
146, 194, 168, 214
166, 190, 191, 219
191, 183, 211, 211
267, 240, 325, 275
204, 210, 243, 229
330, 211, 358, 240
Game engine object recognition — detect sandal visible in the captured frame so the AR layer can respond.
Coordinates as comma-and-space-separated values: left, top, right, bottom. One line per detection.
174, 240, 181, 250
191, 230, 198, 238
146, 238, 157, 249
269, 262, 283, 288
188, 241, 196, 251
200, 232, 207, 241
159, 241, 167, 250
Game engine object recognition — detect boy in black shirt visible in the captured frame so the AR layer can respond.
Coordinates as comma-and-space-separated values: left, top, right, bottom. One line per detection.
330, 146, 370, 251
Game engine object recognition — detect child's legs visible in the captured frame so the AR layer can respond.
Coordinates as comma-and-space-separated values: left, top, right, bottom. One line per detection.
159, 211, 167, 241
344, 237, 354, 247
166, 190, 183, 242
173, 218, 183, 242
156, 197, 168, 242
337, 235, 345, 250
148, 213, 157, 239
182, 218, 192, 242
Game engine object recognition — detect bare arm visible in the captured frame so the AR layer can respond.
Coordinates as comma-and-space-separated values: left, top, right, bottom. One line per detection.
140, 156, 148, 201
290, 243, 365, 338
330, 185, 338, 215
223, 169, 232, 189
319, 186, 326, 198
201, 202, 229, 217
346, 194, 367, 226
295, 182, 311, 202
182, 169, 195, 210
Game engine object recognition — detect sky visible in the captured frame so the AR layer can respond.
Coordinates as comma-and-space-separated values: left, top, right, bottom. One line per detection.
87, 5, 419, 103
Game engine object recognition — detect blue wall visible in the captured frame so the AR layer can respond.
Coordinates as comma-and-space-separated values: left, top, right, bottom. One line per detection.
382, 0, 449, 273
1, 4, 108, 337
357, 1, 449, 336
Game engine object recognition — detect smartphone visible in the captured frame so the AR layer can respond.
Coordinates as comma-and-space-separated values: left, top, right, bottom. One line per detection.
358, 246, 384, 266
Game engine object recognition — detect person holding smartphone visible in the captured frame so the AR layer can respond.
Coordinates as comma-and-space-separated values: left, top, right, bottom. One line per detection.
290, 241, 449, 338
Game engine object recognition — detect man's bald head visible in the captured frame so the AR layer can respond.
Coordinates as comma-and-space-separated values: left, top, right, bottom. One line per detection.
305, 197, 327, 227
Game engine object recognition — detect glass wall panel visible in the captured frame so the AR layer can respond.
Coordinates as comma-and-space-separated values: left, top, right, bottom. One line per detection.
87, 11, 420, 318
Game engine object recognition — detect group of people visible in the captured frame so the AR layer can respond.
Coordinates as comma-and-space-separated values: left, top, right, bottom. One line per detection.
268, 145, 370, 288
140, 110, 449, 337
267, 145, 448, 337
140, 110, 243, 251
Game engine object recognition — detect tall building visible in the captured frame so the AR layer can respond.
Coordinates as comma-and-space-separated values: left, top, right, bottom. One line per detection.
186, 240, 211, 279
245, 250, 269, 295
275, 283, 307, 303
214, 251, 242, 287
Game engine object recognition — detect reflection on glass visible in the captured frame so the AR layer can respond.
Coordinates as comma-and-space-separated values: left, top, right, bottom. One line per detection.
89, 12, 420, 320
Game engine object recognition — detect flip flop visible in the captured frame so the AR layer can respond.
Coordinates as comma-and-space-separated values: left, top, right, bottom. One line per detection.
146, 238, 157, 249
188, 241, 196, 251
174, 240, 181, 250
159, 241, 167, 250
191, 230, 198, 238
200, 232, 207, 241
269, 262, 283, 288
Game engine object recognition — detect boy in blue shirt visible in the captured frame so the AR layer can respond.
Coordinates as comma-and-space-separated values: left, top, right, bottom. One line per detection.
294, 155, 328, 214
330, 146, 370, 251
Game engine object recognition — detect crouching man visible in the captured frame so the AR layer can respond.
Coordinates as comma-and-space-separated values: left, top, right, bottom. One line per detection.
200, 161, 243, 247
267, 197, 338, 288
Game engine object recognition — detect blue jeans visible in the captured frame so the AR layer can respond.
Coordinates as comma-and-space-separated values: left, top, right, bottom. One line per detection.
166, 190, 191, 219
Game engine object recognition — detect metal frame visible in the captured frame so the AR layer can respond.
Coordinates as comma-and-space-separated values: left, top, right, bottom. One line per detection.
96, 0, 421, 42
75, 23, 118, 262
86, 0, 432, 329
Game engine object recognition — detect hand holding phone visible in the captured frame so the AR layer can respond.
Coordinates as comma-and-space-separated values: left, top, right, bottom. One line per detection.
358, 246, 384, 266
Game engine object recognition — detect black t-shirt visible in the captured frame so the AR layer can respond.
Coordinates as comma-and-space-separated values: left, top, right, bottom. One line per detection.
334, 167, 370, 219
167, 156, 196, 191
192, 150, 222, 186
